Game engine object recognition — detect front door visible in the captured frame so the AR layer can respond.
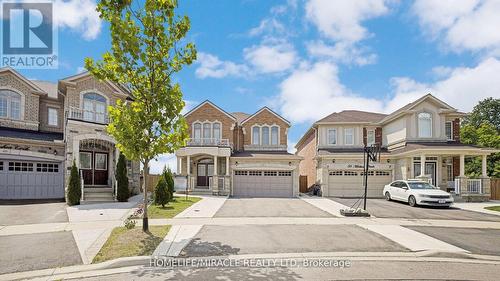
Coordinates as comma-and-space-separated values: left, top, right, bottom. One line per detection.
414, 162, 437, 185
196, 163, 213, 189
80, 151, 109, 186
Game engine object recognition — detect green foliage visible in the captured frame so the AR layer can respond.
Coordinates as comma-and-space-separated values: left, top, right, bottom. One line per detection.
462, 97, 500, 132
67, 160, 82, 206
162, 166, 175, 199
461, 121, 500, 178
116, 153, 130, 202
154, 177, 171, 207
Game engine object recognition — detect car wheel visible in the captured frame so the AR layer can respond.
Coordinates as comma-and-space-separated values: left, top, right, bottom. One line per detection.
385, 192, 391, 201
408, 195, 417, 207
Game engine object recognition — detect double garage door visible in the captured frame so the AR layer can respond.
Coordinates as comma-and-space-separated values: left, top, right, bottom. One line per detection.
0, 160, 64, 200
328, 170, 391, 198
233, 170, 293, 198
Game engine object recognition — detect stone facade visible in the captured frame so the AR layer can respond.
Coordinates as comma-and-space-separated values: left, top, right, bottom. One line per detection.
241, 109, 289, 147
39, 94, 64, 133
185, 102, 235, 145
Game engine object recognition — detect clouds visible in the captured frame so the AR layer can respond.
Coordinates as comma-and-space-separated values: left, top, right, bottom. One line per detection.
150, 154, 177, 175
54, 0, 101, 40
244, 43, 297, 74
195, 52, 249, 79
412, 0, 500, 55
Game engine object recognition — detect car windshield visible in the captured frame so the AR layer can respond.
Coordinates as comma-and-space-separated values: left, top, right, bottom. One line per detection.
408, 182, 435, 189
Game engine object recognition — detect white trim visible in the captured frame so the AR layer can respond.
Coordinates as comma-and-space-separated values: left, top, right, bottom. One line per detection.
367, 129, 375, 145
79, 152, 92, 169
417, 111, 433, 138
0, 87, 25, 120
327, 128, 337, 145
0, 67, 46, 94
445, 121, 453, 141
94, 152, 108, 171
344, 128, 354, 146
250, 124, 281, 146
240, 107, 290, 126
184, 100, 236, 121
47, 107, 58, 126
192, 120, 223, 140
79, 90, 110, 106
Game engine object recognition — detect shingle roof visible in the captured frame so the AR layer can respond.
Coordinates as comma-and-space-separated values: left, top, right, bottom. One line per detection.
317, 110, 387, 123
231, 112, 250, 124
231, 150, 302, 159
0, 127, 63, 142
32, 80, 58, 98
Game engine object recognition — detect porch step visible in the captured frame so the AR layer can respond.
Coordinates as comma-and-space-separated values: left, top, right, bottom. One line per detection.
84, 187, 113, 193
83, 187, 114, 202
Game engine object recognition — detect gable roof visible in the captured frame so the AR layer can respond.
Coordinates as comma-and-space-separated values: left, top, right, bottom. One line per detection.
59, 71, 130, 97
0, 67, 47, 95
184, 100, 237, 121
240, 107, 290, 126
32, 80, 59, 99
231, 112, 250, 124
316, 110, 387, 124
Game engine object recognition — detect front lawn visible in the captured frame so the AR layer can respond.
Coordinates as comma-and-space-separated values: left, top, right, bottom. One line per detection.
485, 206, 500, 212
148, 196, 201, 219
93, 225, 170, 263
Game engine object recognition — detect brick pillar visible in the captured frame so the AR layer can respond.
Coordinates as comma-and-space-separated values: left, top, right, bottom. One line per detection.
375, 127, 382, 145
452, 118, 460, 142
363, 127, 367, 146
481, 177, 491, 196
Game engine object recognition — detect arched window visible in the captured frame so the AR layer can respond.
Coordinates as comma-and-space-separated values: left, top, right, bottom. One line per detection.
271, 126, 279, 145
193, 123, 201, 140
212, 123, 221, 140
203, 123, 211, 139
0, 90, 21, 120
261, 127, 270, 145
252, 127, 260, 145
83, 93, 107, 123
418, 112, 432, 138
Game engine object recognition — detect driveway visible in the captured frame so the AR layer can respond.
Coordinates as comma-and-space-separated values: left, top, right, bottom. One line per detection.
0, 231, 82, 274
180, 224, 407, 257
214, 198, 333, 217
407, 226, 500, 256
330, 198, 500, 221
0, 201, 68, 225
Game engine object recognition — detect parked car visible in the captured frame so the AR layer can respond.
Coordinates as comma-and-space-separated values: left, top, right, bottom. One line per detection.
382, 180, 454, 207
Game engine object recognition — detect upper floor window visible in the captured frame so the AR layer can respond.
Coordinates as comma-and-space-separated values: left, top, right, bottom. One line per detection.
328, 129, 337, 145
252, 126, 260, 145
48, 108, 58, 126
0, 90, 21, 120
83, 93, 106, 123
445, 121, 453, 141
418, 112, 432, 138
271, 126, 279, 145
212, 123, 221, 140
193, 122, 221, 140
367, 129, 375, 145
261, 127, 270, 145
203, 123, 211, 139
344, 128, 354, 145
193, 123, 201, 140
252, 125, 280, 145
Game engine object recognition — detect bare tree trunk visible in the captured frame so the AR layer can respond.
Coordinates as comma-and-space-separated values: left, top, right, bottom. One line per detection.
142, 159, 150, 232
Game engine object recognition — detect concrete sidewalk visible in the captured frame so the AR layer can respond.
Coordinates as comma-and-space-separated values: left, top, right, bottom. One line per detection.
299, 196, 347, 217
454, 201, 500, 217
174, 195, 227, 218
66, 194, 143, 223
153, 225, 203, 257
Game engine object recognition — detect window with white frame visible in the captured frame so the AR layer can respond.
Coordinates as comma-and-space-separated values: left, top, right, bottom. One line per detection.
193, 123, 201, 139
367, 129, 375, 145
446, 163, 453, 181
418, 112, 432, 138
212, 123, 221, 140
203, 123, 211, 139
252, 127, 260, 144
271, 126, 279, 145
0, 90, 21, 120
445, 121, 453, 140
328, 129, 337, 145
83, 93, 106, 123
261, 126, 270, 145
344, 128, 354, 145
48, 108, 58, 126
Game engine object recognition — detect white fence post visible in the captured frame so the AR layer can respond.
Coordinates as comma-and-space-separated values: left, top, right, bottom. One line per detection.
80, 170, 84, 201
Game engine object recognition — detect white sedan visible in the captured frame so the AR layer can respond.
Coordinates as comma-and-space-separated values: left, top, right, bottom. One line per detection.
382, 180, 454, 207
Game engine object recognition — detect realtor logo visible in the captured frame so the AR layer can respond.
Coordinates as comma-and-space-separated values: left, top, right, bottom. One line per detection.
1, 0, 58, 69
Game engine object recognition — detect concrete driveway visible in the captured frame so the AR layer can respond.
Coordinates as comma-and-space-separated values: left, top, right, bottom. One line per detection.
180, 224, 407, 257
407, 226, 500, 256
0, 231, 82, 274
0, 201, 68, 225
214, 198, 333, 217
331, 198, 500, 221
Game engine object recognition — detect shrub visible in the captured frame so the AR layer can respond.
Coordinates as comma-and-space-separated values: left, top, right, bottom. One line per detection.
163, 167, 175, 200
67, 160, 82, 206
124, 214, 137, 229
154, 176, 170, 207
116, 153, 130, 202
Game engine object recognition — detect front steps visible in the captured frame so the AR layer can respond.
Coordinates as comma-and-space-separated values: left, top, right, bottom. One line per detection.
83, 187, 114, 202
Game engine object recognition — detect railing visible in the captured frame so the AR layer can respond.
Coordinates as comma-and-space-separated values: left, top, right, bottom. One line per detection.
80, 170, 85, 201
68, 106, 109, 124
186, 138, 231, 147
454, 178, 483, 194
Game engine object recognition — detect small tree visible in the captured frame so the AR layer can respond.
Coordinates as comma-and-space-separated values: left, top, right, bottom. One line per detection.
67, 160, 82, 206
154, 176, 170, 207
163, 167, 175, 201
116, 153, 129, 202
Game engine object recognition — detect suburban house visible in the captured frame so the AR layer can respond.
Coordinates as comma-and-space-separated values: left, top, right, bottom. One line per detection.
175, 100, 302, 197
0, 67, 140, 201
296, 94, 497, 201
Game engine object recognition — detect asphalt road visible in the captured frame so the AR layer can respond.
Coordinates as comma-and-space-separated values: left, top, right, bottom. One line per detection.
180, 224, 406, 257
0, 201, 68, 225
72, 259, 500, 281
0, 231, 82, 274
331, 198, 500, 221
215, 198, 333, 217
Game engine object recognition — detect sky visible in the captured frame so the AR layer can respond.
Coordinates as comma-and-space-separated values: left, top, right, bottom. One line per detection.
12, 0, 500, 173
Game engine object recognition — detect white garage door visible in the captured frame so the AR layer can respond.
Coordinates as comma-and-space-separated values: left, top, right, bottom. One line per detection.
233, 170, 293, 198
0, 160, 64, 200
328, 170, 391, 198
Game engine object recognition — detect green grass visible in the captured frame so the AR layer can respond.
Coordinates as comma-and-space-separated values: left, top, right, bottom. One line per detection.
148, 196, 202, 219
93, 225, 170, 263
485, 206, 500, 212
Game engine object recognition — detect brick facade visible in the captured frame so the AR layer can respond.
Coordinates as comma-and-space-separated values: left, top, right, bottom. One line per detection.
241, 109, 288, 147
39, 94, 64, 133
296, 129, 317, 188
185, 103, 235, 145
452, 118, 460, 142
453, 156, 460, 178
375, 127, 382, 145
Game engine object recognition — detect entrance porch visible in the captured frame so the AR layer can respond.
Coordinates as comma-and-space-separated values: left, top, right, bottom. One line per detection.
176, 154, 231, 195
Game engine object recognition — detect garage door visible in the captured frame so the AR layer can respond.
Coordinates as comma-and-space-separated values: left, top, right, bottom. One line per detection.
0, 160, 64, 199
328, 170, 391, 198
233, 170, 293, 198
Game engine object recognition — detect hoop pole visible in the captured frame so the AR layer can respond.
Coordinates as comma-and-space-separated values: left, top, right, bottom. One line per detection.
363, 146, 369, 210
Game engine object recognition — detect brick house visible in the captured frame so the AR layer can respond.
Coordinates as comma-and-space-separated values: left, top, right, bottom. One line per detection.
0, 67, 140, 201
296, 94, 497, 201
175, 100, 302, 197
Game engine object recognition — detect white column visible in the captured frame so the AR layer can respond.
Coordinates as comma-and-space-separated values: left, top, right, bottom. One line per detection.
213, 156, 218, 176
225, 156, 229, 176
459, 154, 465, 177
177, 157, 181, 174
420, 154, 426, 176
482, 155, 488, 177
186, 155, 191, 175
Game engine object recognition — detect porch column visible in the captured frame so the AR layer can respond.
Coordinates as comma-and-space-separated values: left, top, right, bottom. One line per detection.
225, 156, 229, 176
186, 155, 191, 175
482, 155, 488, 177
177, 157, 182, 174
213, 156, 218, 193
459, 154, 465, 177
420, 154, 426, 177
